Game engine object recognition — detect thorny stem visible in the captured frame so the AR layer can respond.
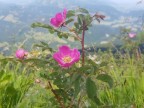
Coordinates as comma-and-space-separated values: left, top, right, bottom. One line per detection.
67, 97, 74, 108
78, 95, 82, 107
135, 47, 141, 60
48, 81, 65, 108
63, 23, 86, 66
81, 20, 86, 66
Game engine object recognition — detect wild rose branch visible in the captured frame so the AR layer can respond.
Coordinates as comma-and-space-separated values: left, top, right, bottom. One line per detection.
15, 8, 115, 108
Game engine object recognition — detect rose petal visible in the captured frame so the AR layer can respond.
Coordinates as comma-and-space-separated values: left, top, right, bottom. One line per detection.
59, 45, 71, 56
70, 49, 80, 62
63, 9, 67, 19
50, 17, 59, 27
53, 45, 80, 68
55, 13, 64, 23
53, 52, 65, 65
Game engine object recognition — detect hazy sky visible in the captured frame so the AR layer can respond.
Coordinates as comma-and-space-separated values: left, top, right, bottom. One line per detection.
110, 0, 139, 3
0, 0, 141, 4
110, 0, 144, 6
0, 0, 143, 8
0, 0, 34, 4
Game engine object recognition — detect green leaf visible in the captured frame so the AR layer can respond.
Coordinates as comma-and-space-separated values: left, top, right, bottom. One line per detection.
40, 41, 49, 46
31, 22, 53, 29
49, 29, 55, 34
24, 58, 49, 67
84, 15, 92, 26
74, 79, 81, 97
77, 65, 96, 74
86, 77, 97, 99
40, 72, 49, 79
77, 8, 89, 14
67, 10, 75, 18
93, 95, 101, 105
99, 62, 108, 67
72, 74, 81, 97
86, 77, 101, 105
57, 32, 62, 38
65, 18, 74, 25
5, 83, 17, 95
56, 31, 70, 39
77, 14, 85, 25
0, 70, 5, 79
31, 22, 56, 34
0, 74, 11, 89
54, 89, 69, 102
1, 75, 11, 82
0, 58, 16, 64
63, 33, 69, 39
74, 22, 79, 29
96, 74, 113, 88
33, 41, 53, 52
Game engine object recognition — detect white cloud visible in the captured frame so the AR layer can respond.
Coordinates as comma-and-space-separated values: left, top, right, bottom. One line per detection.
100, 41, 109, 44
3, 14, 20, 23
0, 15, 4, 20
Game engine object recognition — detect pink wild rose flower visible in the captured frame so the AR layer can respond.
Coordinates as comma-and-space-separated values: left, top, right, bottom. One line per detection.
53, 45, 80, 68
50, 9, 67, 28
128, 32, 136, 38
15, 49, 28, 59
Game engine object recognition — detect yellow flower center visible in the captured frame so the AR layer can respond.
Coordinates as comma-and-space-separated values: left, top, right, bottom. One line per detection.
62, 56, 72, 63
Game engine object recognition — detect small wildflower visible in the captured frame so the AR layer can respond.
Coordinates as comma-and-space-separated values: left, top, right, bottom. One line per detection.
128, 32, 136, 38
35, 79, 41, 83
50, 9, 67, 28
15, 49, 28, 60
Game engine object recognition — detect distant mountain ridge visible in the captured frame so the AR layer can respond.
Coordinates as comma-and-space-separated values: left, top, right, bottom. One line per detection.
0, 1, 143, 45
